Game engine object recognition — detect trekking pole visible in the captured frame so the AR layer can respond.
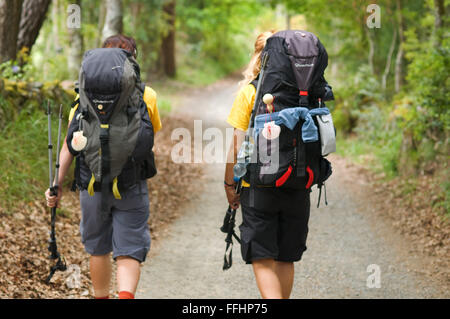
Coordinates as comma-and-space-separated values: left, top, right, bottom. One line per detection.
45, 102, 66, 284
47, 101, 53, 200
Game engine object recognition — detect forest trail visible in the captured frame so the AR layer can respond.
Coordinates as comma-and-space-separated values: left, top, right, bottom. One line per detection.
137, 76, 448, 299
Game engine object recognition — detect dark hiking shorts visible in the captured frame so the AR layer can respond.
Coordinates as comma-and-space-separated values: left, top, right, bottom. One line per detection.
239, 186, 311, 264
79, 180, 151, 263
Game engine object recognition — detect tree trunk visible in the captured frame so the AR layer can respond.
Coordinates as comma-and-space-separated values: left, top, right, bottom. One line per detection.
130, 2, 142, 34
68, 0, 83, 78
382, 29, 397, 92
0, 0, 23, 63
16, 0, 51, 54
394, 0, 404, 93
97, 0, 106, 47
51, 0, 61, 52
433, 0, 445, 48
365, 27, 375, 75
161, 0, 176, 78
101, 0, 123, 42
286, 13, 291, 30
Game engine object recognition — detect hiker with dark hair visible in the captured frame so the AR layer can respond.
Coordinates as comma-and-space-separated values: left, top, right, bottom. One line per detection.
224, 30, 334, 299
45, 34, 161, 299
103, 34, 138, 58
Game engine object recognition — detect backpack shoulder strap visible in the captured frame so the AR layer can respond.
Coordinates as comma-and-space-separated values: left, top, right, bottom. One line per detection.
250, 79, 258, 89
137, 82, 145, 94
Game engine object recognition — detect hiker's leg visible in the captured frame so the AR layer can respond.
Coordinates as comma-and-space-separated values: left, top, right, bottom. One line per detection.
116, 256, 140, 295
112, 180, 151, 298
274, 261, 294, 299
80, 191, 114, 298
252, 258, 283, 299
90, 254, 112, 298
274, 189, 310, 299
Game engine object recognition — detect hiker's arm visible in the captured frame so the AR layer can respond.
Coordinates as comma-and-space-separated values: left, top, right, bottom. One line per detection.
225, 128, 245, 184
56, 136, 74, 186
224, 128, 245, 209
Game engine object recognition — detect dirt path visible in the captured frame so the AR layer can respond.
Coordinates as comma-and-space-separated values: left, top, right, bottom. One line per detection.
137, 77, 449, 299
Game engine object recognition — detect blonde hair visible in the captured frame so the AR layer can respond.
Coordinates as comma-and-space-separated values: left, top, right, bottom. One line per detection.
240, 30, 276, 88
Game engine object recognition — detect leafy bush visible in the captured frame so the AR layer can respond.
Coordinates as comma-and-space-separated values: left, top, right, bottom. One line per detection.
332, 65, 382, 134
332, 105, 354, 134
0, 48, 35, 81
352, 104, 402, 177
404, 37, 450, 140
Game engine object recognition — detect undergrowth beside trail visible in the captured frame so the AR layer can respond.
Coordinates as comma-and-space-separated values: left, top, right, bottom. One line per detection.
337, 136, 449, 221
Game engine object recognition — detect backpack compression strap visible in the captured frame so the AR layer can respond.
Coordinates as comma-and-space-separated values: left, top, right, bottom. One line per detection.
100, 124, 111, 220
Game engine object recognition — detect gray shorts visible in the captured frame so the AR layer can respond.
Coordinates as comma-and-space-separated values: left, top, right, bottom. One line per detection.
79, 180, 151, 262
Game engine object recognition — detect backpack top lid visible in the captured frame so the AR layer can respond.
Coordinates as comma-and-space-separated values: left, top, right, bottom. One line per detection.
78, 47, 141, 124
277, 30, 318, 92
257, 30, 329, 110
81, 48, 135, 95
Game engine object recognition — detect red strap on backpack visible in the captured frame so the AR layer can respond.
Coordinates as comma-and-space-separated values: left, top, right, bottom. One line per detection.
275, 165, 293, 187
305, 166, 314, 189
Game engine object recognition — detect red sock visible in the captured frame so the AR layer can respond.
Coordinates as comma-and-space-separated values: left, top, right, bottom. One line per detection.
95, 296, 109, 299
118, 291, 134, 299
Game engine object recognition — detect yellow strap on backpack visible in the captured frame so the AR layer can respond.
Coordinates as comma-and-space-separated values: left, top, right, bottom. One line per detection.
112, 177, 121, 199
88, 174, 121, 199
88, 174, 95, 196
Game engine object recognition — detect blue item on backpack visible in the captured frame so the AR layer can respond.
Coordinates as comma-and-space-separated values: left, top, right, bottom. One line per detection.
254, 106, 330, 143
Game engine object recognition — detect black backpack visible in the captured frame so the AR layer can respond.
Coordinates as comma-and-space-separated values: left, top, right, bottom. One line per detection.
246, 30, 334, 204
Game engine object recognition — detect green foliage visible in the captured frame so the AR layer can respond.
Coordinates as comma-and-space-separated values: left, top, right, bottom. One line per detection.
177, 0, 268, 82
26, 0, 273, 86
349, 103, 403, 177
0, 110, 55, 211
0, 79, 73, 129
331, 65, 382, 134
404, 37, 450, 142
29, 0, 74, 81
332, 106, 353, 135
122, 0, 169, 78
157, 97, 172, 115
0, 86, 72, 212
336, 137, 372, 166
0, 48, 35, 81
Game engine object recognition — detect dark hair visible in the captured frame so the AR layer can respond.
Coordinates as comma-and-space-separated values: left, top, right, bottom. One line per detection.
102, 34, 137, 58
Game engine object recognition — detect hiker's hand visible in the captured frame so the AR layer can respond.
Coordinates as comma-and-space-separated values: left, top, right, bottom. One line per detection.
45, 188, 62, 208
225, 185, 240, 210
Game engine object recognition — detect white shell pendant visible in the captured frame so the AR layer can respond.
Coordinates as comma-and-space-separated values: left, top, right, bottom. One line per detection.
72, 131, 87, 151
262, 121, 281, 140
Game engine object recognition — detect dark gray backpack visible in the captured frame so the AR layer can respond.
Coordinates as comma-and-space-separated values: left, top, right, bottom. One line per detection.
67, 48, 156, 218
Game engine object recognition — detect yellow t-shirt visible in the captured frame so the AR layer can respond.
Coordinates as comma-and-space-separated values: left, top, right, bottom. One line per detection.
226, 83, 256, 131
226, 83, 257, 187
68, 86, 162, 133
